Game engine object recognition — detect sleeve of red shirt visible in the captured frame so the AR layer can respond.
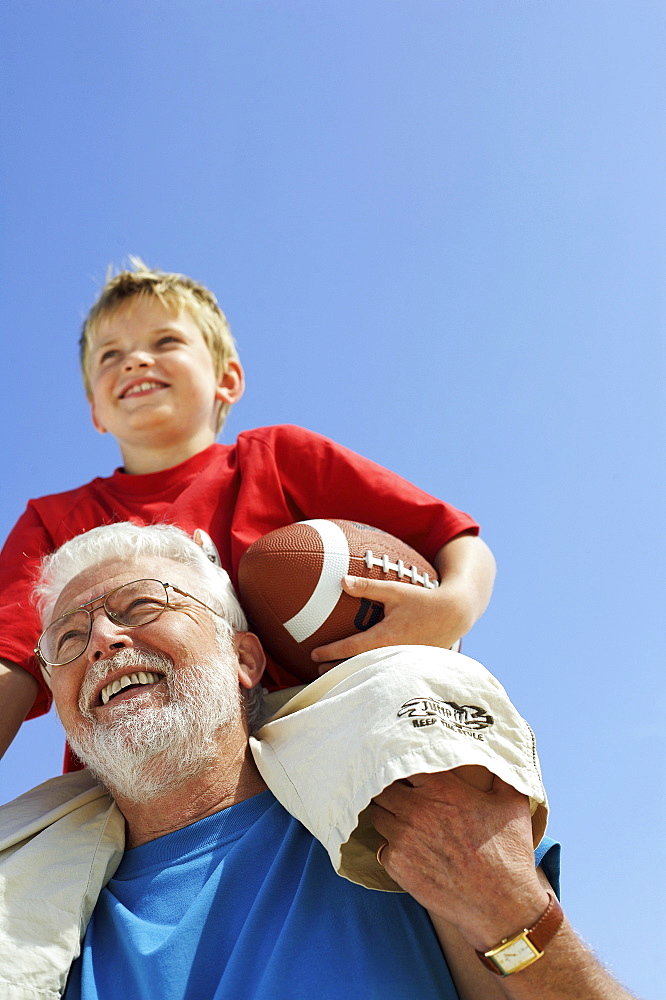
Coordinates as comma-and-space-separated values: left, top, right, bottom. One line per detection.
254, 425, 479, 562
0, 502, 56, 717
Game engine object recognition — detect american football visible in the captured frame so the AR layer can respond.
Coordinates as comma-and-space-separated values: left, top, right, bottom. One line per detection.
237, 519, 439, 682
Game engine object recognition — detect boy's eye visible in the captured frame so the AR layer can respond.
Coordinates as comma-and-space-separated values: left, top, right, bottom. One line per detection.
98, 348, 120, 364
156, 335, 180, 348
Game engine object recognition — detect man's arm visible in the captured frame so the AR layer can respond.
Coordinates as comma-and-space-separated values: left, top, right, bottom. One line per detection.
430, 869, 636, 1000
371, 771, 639, 1000
0, 659, 38, 758
311, 533, 496, 665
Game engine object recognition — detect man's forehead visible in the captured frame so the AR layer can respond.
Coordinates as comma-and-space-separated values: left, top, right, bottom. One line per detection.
51, 555, 193, 620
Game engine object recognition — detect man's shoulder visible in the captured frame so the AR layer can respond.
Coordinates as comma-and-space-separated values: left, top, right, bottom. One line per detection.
0, 770, 113, 844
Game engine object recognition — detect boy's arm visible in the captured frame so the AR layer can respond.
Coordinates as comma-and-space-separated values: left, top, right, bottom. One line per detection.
432, 531, 497, 638
0, 660, 39, 759
311, 532, 496, 668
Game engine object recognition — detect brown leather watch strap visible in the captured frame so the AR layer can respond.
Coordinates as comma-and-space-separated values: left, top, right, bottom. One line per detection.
476, 893, 565, 976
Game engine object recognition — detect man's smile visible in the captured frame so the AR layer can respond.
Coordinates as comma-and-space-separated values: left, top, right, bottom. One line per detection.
80, 648, 173, 713
99, 669, 164, 706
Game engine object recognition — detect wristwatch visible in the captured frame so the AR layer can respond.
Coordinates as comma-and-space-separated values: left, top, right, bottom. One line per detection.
476, 893, 564, 976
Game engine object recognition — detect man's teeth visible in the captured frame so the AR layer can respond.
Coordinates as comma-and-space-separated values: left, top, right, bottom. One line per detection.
124, 381, 163, 397
100, 671, 160, 705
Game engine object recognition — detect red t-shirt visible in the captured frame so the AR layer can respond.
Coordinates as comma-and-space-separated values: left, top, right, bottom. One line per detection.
0, 424, 478, 717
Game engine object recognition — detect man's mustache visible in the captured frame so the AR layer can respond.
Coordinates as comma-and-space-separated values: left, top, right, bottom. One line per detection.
78, 648, 173, 717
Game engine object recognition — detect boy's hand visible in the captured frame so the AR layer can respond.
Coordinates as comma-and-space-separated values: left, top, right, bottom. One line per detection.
310, 574, 471, 669
310, 533, 495, 672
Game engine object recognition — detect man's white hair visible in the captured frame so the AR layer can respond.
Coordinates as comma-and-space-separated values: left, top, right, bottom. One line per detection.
35, 521, 248, 631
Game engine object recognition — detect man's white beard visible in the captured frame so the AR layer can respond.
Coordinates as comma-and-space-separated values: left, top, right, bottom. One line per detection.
62, 638, 242, 803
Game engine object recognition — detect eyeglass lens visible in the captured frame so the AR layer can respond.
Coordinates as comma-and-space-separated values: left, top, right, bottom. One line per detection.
40, 579, 169, 666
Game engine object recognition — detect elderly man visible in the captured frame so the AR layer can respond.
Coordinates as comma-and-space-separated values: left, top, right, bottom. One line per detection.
1, 522, 637, 1000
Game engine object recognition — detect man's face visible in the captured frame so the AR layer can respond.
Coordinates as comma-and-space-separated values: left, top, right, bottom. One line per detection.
48, 556, 260, 801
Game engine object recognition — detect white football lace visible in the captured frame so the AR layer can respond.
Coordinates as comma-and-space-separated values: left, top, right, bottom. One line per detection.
363, 550, 439, 589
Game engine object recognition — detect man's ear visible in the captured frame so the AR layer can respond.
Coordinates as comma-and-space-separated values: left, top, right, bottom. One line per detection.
234, 631, 266, 689
90, 400, 107, 434
215, 359, 245, 406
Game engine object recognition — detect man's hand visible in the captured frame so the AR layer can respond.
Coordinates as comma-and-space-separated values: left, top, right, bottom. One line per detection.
371, 771, 639, 999
311, 534, 496, 670
371, 771, 547, 952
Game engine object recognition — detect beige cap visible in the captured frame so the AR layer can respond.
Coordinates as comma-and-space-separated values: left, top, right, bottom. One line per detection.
250, 645, 548, 892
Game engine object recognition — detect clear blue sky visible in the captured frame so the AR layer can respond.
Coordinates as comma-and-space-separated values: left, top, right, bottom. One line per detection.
1, 3, 663, 997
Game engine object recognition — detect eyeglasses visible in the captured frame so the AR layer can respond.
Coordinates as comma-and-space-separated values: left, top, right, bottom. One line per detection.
35, 578, 226, 672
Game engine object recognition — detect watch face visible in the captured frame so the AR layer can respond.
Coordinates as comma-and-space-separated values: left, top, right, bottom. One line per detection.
493, 935, 540, 974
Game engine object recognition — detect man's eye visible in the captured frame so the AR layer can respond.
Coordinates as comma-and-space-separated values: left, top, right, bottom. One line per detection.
126, 597, 163, 610
119, 597, 165, 623
56, 628, 88, 653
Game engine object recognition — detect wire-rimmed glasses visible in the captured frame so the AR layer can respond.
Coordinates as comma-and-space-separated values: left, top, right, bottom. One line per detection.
35, 578, 225, 673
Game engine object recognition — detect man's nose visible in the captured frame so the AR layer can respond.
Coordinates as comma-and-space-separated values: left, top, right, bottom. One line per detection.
87, 609, 134, 662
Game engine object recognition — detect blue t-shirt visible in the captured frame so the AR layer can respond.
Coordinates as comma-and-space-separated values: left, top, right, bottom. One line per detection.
64, 791, 560, 1000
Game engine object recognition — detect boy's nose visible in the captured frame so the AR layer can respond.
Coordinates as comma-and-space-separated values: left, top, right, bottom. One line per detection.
124, 350, 155, 371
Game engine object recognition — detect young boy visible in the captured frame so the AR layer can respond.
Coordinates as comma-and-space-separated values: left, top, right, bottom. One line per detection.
0, 260, 495, 770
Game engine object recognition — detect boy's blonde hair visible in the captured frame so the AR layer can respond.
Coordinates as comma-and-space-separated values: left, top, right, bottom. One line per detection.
80, 257, 239, 432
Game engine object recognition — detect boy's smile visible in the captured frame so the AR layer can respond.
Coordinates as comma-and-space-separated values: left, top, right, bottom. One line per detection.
118, 377, 170, 400
87, 298, 243, 474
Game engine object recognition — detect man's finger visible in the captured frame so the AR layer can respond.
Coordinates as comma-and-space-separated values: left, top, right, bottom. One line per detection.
372, 778, 418, 814
407, 766, 495, 793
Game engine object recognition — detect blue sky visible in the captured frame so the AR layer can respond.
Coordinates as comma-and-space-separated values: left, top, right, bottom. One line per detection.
1, 3, 663, 996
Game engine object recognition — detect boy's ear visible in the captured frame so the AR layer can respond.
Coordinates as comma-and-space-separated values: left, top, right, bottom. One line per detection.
90, 400, 107, 435
215, 359, 245, 406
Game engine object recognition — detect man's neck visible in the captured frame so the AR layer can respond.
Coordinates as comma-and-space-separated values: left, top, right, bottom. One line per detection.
115, 743, 267, 848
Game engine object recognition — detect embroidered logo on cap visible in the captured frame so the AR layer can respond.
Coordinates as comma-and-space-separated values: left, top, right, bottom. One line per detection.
398, 698, 494, 740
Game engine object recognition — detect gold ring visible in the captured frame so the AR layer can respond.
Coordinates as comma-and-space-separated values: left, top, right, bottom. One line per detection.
376, 841, 388, 867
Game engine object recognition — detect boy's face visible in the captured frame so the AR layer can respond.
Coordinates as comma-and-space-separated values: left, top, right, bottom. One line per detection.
87, 298, 242, 471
